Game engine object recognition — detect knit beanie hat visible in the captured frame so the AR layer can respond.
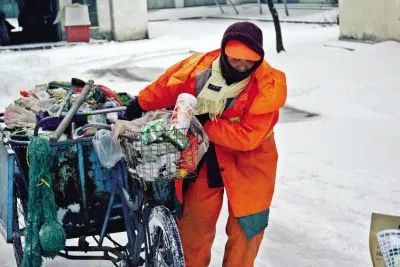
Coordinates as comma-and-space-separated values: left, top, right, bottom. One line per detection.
219, 22, 265, 85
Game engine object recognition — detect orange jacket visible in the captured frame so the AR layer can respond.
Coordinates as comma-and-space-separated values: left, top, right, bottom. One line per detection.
138, 50, 287, 217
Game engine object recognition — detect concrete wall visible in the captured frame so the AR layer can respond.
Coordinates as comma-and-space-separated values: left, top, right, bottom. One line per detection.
184, 0, 224, 7
175, 0, 184, 8
111, 0, 148, 41
233, 0, 300, 3
339, 0, 400, 42
386, 0, 400, 40
148, 0, 175, 9
96, 0, 112, 38
58, 0, 73, 40
232, 0, 329, 4
299, 0, 327, 3
96, 0, 148, 41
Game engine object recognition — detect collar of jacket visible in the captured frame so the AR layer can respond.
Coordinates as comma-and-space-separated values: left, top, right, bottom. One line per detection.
167, 49, 286, 115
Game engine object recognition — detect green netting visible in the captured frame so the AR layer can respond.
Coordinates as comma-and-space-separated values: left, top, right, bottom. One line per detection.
22, 137, 66, 267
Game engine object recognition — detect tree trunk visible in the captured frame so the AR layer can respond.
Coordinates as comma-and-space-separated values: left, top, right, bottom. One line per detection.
284, 0, 289, 16
266, 0, 285, 53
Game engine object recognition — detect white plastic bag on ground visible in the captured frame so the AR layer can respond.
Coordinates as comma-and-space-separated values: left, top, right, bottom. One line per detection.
93, 129, 124, 169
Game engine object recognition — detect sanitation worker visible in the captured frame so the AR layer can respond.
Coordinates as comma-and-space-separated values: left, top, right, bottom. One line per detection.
126, 21, 287, 266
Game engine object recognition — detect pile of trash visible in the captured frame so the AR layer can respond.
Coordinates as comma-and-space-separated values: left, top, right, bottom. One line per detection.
1, 78, 131, 139
0, 79, 208, 181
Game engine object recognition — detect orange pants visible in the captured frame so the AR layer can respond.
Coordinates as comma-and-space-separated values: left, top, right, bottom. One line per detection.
177, 166, 264, 267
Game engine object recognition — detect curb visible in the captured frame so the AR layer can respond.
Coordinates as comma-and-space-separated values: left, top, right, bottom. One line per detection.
0, 40, 108, 53
205, 16, 338, 25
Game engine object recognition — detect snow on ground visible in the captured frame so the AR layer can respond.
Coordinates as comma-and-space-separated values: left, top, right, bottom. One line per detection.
148, 3, 337, 23
1, 9, 400, 267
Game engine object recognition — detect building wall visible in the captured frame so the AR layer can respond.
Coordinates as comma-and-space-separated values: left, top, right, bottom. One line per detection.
184, 0, 225, 7
109, 0, 148, 41
148, 0, 175, 9
96, 0, 111, 38
298, 0, 328, 3
385, 0, 400, 40
339, 0, 400, 42
58, 0, 72, 40
148, 0, 227, 9
233, 0, 333, 4
96, 0, 148, 41
233, 0, 300, 3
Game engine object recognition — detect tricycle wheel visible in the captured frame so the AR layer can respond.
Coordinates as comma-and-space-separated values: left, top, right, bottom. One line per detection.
147, 206, 185, 267
13, 231, 24, 267
12, 184, 27, 267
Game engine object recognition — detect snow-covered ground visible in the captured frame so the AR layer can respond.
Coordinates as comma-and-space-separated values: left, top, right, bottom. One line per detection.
1, 10, 400, 267
148, 3, 338, 23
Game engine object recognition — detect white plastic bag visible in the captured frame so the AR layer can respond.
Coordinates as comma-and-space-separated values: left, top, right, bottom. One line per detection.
93, 129, 124, 169
15, 97, 54, 113
377, 229, 400, 267
370, 213, 400, 267
4, 104, 37, 128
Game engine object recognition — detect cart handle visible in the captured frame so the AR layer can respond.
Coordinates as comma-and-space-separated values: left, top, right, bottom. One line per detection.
50, 80, 94, 143
33, 107, 126, 138
78, 123, 112, 133
61, 106, 127, 116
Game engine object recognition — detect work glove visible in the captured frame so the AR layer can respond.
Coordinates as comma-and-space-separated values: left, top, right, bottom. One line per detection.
125, 96, 144, 121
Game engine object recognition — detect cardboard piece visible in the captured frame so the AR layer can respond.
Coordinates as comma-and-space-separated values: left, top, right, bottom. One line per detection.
370, 213, 400, 267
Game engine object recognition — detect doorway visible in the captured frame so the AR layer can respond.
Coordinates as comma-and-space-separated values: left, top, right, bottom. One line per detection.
0, 0, 61, 45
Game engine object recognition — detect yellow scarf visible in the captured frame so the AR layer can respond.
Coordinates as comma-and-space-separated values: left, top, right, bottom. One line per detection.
194, 57, 250, 120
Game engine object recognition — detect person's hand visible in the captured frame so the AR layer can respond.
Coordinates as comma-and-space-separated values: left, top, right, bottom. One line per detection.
125, 96, 144, 120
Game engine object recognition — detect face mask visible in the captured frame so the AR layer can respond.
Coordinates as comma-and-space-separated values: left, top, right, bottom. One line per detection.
219, 53, 262, 85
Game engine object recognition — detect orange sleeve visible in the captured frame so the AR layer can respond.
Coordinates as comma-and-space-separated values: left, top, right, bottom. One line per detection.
204, 111, 277, 151
137, 53, 201, 111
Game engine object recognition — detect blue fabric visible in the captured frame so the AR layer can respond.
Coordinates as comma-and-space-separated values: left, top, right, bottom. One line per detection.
152, 179, 173, 203
238, 209, 270, 239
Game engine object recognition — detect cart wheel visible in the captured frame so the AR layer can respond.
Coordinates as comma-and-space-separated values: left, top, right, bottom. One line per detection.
147, 206, 185, 267
12, 183, 27, 267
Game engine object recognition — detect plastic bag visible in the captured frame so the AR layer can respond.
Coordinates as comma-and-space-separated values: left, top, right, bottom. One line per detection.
93, 129, 124, 169
370, 213, 400, 267
15, 97, 54, 113
376, 229, 400, 267
4, 104, 37, 128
